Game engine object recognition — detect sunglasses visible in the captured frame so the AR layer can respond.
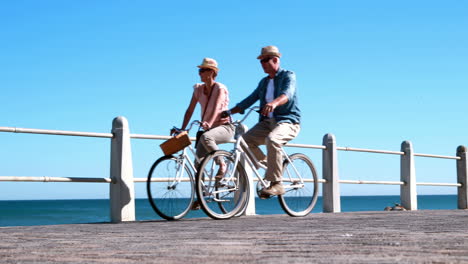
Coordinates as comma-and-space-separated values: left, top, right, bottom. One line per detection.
260, 57, 273, 64
199, 68, 212, 73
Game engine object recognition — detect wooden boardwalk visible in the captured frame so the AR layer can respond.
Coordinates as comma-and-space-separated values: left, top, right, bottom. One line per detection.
1, 210, 467, 263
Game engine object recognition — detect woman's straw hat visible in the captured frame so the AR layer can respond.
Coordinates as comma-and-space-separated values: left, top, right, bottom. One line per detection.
197, 58, 219, 72
257, 45, 282, 59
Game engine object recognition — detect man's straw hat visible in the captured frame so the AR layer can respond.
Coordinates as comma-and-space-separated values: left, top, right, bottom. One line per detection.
197, 58, 219, 72
257, 45, 282, 59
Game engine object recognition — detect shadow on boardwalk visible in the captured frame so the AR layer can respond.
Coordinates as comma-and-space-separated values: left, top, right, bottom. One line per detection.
1, 210, 467, 263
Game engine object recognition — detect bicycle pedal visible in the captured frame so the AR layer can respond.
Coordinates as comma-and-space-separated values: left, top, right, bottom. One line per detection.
213, 198, 229, 202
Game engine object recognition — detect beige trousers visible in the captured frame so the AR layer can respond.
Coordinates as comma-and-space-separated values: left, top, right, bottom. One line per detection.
196, 123, 234, 164
242, 119, 300, 182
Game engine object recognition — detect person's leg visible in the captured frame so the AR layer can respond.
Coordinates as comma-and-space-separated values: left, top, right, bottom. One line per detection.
241, 119, 272, 164
192, 125, 234, 210
261, 122, 300, 196
198, 124, 235, 177
195, 141, 208, 169
192, 140, 208, 210
198, 124, 234, 153
265, 122, 300, 182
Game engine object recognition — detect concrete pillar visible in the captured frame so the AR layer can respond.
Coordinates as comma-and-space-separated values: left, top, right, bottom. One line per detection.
400, 141, 417, 210
322, 133, 340, 213
456, 145, 468, 209
110, 116, 136, 222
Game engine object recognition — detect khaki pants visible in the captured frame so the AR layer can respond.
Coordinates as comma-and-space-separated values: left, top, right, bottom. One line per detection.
242, 119, 300, 182
196, 123, 234, 164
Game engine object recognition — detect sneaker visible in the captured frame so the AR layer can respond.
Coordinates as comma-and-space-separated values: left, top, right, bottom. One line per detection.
260, 182, 285, 196
215, 163, 226, 181
258, 192, 272, 199
191, 200, 201, 210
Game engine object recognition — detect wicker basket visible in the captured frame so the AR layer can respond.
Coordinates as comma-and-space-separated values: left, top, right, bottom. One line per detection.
160, 131, 191, 155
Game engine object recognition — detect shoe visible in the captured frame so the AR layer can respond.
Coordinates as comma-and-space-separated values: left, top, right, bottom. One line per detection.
260, 182, 285, 196
215, 163, 226, 181
258, 192, 271, 199
191, 200, 201, 210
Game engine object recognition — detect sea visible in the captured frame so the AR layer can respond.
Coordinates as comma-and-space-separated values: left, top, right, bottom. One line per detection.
0, 195, 459, 227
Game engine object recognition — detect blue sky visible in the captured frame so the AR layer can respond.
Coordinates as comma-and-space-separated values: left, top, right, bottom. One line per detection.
1, 0, 467, 200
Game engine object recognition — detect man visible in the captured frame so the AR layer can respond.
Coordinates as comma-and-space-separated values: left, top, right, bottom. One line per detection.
226, 45, 301, 197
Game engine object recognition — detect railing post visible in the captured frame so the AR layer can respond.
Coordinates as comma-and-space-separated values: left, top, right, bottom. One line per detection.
456, 145, 468, 209
242, 157, 256, 215
400, 140, 417, 210
322, 133, 340, 213
110, 116, 136, 222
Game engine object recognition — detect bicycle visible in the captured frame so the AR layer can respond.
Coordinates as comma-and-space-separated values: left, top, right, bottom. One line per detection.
196, 107, 319, 219
146, 121, 202, 220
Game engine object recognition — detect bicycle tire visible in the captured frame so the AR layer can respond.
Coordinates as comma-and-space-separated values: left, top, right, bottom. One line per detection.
278, 153, 319, 217
147, 155, 195, 220
195, 150, 250, 220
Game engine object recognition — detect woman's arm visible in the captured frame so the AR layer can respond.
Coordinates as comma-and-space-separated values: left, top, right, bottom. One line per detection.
181, 93, 198, 130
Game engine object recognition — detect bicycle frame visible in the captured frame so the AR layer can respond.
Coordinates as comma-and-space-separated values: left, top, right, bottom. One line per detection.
227, 108, 306, 192
168, 145, 198, 187
166, 121, 205, 188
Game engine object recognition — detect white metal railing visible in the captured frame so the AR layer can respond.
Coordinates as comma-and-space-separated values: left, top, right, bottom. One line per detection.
337, 146, 404, 155
323, 135, 467, 212
0, 176, 112, 183
1, 119, 467, 222
0, 126, 114, 184
335, 146, 462, 187
0, 127, 113, 138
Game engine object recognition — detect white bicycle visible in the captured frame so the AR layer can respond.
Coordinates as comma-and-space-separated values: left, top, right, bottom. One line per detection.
196, 107, 319, 219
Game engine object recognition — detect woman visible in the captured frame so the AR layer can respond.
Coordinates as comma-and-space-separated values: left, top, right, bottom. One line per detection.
178, 57, 234, 177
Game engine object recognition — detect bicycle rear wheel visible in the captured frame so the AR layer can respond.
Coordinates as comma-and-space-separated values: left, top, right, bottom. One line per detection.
147, 155, 194, 220
278, 153, 318, 217
196, 150, 249, 220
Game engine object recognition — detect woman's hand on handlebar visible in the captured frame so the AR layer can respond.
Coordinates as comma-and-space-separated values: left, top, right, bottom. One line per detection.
171, 120, 203, 135
201, 121, 210, 130
170, 127, 183, 136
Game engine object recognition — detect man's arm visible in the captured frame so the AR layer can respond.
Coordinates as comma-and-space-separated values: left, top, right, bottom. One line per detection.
233, 80, 264, 113
261, 70, 296, 116
260, 94, 288, 116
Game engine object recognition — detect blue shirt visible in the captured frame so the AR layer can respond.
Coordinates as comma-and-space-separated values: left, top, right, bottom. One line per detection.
236, 68, 301, 124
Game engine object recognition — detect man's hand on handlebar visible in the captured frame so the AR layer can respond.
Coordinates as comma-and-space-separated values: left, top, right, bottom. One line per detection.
223, 107, 244, 117
261, 102, 276, 116
221, 110, 231, 118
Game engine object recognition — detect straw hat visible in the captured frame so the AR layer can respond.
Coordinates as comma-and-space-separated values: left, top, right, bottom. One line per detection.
257, 45, 282, 59
197, 58, 219, 72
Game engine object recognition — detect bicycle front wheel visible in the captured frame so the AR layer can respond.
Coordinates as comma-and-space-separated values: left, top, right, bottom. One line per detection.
147, 155, 194, 220
196, 150, 250, 220
278, 153, 319, 217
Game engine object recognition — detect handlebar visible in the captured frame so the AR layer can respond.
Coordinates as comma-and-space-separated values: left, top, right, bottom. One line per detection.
172, 107, 259, 136
172, 120, 202, 136
235, 107, 260, 125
